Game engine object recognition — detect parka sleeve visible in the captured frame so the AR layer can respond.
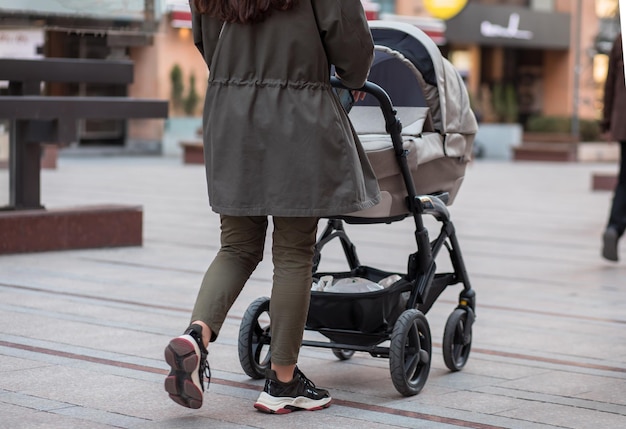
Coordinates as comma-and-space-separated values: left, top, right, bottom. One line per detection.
602, 35, 621, 132
312, 0, 374, 89
190, 1, 223, 70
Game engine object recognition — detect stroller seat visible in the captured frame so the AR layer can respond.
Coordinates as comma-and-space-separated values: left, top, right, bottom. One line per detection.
346, 105, 470, 220
340, 27, 477, 221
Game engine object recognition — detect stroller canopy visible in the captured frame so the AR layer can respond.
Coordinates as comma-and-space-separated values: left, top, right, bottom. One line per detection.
342, 21, 479, 217
362, 21, 478, 137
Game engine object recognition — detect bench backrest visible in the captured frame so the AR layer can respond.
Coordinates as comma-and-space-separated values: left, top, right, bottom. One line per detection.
0, 58, 134, 85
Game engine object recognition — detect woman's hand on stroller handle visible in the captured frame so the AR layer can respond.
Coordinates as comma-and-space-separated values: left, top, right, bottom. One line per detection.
352, 90, 366, 102
330, 77, 399, 135
333, 74, 366, 102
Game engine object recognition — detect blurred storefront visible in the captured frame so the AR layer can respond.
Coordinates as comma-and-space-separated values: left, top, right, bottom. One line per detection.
1, 0, 619, 153
445, 2, 572, 125
384, 0, 619, 131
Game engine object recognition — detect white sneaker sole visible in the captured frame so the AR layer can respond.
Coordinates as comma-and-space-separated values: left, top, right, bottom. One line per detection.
254, 391, 331, 414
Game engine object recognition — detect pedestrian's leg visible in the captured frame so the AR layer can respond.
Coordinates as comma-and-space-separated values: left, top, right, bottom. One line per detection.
604, 142, 626, 261
165, 215, 267, 408
608, 141, 626, 235
253, 216, 332, 414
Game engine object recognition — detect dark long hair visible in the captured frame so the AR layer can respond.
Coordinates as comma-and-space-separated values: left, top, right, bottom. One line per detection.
193, 0, 297, 24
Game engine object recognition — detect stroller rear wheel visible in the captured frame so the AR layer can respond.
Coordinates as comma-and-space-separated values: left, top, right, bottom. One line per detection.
389, 309, 431, 396
238, 297, 272, 379
442, 307, 473, 371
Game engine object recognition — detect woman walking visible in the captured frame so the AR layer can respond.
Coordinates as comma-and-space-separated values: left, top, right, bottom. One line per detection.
164, 0, 380, 414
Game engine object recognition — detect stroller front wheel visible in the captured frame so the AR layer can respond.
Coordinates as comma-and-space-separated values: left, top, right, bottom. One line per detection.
389, 309, 432, 396
238, 297, 272, 379
442, 307, 473, 371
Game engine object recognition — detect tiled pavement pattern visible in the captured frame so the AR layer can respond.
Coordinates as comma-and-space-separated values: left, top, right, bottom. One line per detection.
0, 156, 625, 428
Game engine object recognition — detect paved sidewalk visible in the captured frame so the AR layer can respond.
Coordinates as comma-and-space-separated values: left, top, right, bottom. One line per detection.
0, 156, 625, 429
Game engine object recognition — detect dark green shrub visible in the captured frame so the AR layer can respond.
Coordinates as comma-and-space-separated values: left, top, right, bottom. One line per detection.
492, 82, 518, 123
579, 119, 601, 141
183, 73, 200, 116
525, 115, 601, 141
170, 64, 184, 114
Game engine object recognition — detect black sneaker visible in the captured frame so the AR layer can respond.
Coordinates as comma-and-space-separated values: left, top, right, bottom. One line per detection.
164, 324, 210, 409
254, 367, 331, 414
603, 227, 619, 261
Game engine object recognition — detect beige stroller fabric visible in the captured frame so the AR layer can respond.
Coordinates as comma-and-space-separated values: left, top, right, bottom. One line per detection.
345, 21, 478, 219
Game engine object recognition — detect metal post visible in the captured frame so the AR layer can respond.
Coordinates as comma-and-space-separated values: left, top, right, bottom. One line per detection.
571, 0, 582, 139
9, 120, 43, 209
7, 80, 43, 210
144, 0, 156, 32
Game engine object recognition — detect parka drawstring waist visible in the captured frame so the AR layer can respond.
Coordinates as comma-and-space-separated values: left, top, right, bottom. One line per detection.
209, 78, 330, 90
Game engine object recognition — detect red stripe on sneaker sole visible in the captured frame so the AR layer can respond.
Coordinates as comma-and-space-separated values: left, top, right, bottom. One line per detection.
253, 403, 292, 414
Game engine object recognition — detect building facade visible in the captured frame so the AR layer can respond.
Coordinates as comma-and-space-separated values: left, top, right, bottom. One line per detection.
1, 0, 620, 153
384, 0, 621, 131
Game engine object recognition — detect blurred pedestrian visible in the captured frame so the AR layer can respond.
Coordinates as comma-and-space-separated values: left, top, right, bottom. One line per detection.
601, 32, 626, 262
163, 0, 379, 414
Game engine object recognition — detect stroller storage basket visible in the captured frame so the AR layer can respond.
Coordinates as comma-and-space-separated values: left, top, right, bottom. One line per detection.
307, 266, 411, 335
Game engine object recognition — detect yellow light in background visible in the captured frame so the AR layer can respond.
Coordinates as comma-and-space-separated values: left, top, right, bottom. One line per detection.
596, 0, 618, 18
423, 0, 468, 20
594, 54, 609, 84
450, 50, 471, 74
178, 27, 191, 40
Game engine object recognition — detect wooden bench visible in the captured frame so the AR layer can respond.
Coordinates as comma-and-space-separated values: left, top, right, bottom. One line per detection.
0, 57, 168, 254
513, 132, 579, 162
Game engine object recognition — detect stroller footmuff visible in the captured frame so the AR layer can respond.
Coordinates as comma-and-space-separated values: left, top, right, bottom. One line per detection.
238, 21, 478, 397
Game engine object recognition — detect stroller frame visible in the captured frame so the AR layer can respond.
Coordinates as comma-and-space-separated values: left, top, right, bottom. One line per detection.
238, 78, 476, 397
313, 79, 475, 308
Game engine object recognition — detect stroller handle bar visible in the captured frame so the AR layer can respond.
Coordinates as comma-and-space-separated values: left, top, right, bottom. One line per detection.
330, 76, 420, 205
330, 77, 401, 141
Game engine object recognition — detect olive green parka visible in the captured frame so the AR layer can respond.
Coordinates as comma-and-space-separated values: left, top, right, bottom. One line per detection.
191, 0, 380, 216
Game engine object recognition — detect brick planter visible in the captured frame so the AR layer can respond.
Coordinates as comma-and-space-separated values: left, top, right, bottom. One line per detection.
591, 173, 618, 191
180, 140, 204, 165
513, 132, 579, 162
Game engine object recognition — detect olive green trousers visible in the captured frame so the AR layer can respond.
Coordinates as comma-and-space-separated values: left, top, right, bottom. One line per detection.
191, 215, 318, 366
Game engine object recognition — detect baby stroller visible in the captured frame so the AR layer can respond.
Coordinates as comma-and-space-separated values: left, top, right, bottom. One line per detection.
237, 21, 478, 397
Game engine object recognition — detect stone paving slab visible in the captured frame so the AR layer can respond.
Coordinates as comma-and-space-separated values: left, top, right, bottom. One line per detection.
0, 156, 625, 428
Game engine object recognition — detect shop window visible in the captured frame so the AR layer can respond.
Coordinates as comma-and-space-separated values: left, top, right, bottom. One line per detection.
596, 0, 619, 17
48, 32, 126, 146
449, 50, 471, 82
